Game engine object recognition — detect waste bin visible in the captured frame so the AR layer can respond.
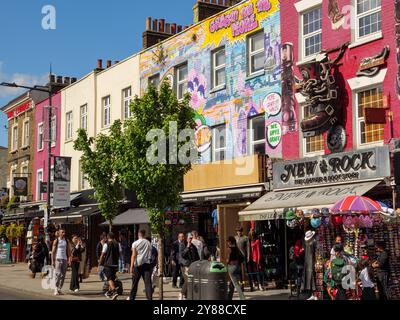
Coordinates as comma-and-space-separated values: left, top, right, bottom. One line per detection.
187, 260, 228, 300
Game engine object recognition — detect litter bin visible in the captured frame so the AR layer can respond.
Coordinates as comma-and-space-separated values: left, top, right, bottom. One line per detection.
187, 260, 228, 300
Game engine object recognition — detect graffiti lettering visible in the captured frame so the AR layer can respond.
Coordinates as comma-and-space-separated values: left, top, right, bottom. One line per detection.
232, 14, 258, 38
209, 10, 239, 33
256, 0, 272, 13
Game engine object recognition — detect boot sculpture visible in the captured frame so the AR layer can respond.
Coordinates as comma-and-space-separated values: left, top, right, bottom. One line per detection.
297, 44, 348, 137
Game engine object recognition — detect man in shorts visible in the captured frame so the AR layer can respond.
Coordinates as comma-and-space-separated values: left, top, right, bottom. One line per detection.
99, 232, 120, 300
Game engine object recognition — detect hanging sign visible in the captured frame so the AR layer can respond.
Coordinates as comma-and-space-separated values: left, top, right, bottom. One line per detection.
13, 177, 28, 197
53, 156, 71, 208
266, 122, 282, 149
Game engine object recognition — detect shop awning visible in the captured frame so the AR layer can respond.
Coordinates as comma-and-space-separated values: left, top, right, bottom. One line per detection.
50, 205, 99, 221
100, 208, 150, 226
239, 180, 381, 222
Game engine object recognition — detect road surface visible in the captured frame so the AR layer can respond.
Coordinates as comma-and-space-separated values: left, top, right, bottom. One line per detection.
0, 287, 57, 300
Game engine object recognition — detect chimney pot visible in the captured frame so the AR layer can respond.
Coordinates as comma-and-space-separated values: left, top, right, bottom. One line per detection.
171, 23, 177, 34
56, 76, 63, 83
153, 18, 158, 32
106, 60, 112, 68
97, 59, 103, 69
50, 74, 56, 83
146, 17, 152, 31
71, 77, 77, 83
177, 25, 183, 33
166, 23, 171, 34
159, 19, 165, 33
64, 77, 70, 85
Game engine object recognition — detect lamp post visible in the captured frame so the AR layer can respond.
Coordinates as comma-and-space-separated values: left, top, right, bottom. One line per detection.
1, 73, 54, 246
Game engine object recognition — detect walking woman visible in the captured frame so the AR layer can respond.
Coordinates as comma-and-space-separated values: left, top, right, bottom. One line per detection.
70, 235, 85, 293
226, 236, 243, 300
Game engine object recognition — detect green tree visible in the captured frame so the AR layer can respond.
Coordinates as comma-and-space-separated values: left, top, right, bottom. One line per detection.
74, 122, 124, 231
120, 81, 197, 299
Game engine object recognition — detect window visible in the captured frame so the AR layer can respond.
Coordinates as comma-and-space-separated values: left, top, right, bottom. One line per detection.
212, 124, 227, 162
247, 31, 265, 75
80, 104, 88, 131
249, 115, 266, 155
356, 0, 381, 39
22, 119, 29, 148
102, 96, 111, 127
212, 47, 226, 88
356, 87, 384, 145
11, 124, 18, 152
148, 74, 160, 89
301, 6, 322, 59
51, 116, 57, 147
302, 105, 324, 154
36, 170, 43, 201
20, 164, 29, 202
37, 123, 44, 151
66, 111, 73, 140
79, 161, 89, 191
122, 87, 132, 119
176, 64, 188, 100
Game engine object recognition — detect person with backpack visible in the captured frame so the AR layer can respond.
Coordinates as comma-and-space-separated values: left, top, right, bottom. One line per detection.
51, 229, 70, 296
330, 244, 347, 300
99, 232, 120, 300
128, 230, 153, 300
226, 236, 243, 300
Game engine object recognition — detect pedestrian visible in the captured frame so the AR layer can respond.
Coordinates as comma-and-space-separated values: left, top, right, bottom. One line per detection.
330, 236, 343, 260
70, 235, 85, 293
96, 233, 107, 282
331, 244, 347, 300
51, 229, 70, 296
29, 236, 49, 278
372, 241, 390, 300
191, 231, 204, 260
127, 230, 153, 300
178, 232, 200, 300
199, 235, 211, 260
78, 238, 87, 283
171, 233, 185, 288
359, 258, 376, 300
234, 226, 249, 290
226, 236, 243, 300
147, 236, 158, 293
119, 233, 129, 274
99, 232, 120, 300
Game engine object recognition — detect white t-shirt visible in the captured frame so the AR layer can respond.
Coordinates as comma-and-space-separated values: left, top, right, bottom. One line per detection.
132, 238, 152, 266
360, 268, 374, 288
56, 238, 68, 260
102, 243, 108, 254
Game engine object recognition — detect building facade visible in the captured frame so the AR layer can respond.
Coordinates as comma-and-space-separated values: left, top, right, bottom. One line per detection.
0, 146, 8, 191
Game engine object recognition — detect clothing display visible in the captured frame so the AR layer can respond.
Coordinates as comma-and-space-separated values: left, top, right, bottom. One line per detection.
302, 236, 317, 292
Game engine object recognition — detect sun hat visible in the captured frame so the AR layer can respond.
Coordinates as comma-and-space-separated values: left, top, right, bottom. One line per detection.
332, 215, 343, 226
321, 208, 330, 217
312, 208, 321, 218
305, 230, 316, 241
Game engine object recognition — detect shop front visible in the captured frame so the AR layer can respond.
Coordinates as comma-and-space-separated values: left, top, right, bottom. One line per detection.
239, 146, 400, 298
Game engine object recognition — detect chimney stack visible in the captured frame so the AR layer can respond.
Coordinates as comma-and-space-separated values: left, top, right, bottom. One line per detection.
194, 0, 237, 23
146, 17, 152, 31
56, 76, 63, 84
159, 19, 165, 33
64, 77, 71, 85
106, 60, 112, 68
143, 17, 180, 49
177, 25, 183, 33
50, 74, 56, 83
171, 23, 177, 34
97, 59, 103, 70
71, 77, 77, 83
153, 18, 158, 32
166, 23, 171, 34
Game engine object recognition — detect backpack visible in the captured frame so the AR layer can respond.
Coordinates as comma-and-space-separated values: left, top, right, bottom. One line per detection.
150, 246, 158, 266
331, 258, 345, 284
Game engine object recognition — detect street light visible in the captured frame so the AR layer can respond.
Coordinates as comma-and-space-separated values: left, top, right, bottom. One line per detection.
1, 73, 54, 247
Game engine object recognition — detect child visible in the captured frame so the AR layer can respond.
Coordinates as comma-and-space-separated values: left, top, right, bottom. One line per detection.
359, 258, 376, 300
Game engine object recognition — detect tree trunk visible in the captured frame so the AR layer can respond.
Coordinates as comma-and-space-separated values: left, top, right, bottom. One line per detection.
158, 235, 164, 300
108, 220, 113, 233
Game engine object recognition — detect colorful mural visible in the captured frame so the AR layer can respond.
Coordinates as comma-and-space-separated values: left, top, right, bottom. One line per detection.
140, 0, 282, 162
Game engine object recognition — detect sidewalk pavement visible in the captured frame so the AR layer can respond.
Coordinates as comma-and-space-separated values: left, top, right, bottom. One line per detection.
0, 263, 291, 300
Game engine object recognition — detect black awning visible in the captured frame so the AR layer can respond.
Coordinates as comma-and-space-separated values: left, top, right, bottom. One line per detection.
50, 205, 99, 221
100, 208, 150, 226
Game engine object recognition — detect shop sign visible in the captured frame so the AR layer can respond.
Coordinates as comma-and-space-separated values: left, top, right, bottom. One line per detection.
266, 122, 282, 149
53, 156, 71, 208
13, 177, 28, 196
6, 101, 31, 120
183, 192, 261, 203
273, 146, 390, 189
0, 242, 11, 264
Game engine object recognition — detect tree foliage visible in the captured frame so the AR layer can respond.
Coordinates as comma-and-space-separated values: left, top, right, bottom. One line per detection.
74, 122, 124, 229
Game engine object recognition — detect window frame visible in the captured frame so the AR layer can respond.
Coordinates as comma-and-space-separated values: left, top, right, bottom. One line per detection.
148, 74, 160, 90
247, 30, 265, 76
37, 122, 44, 152
11, 124, 18, 152
22, 118, 29, 148
300, 6, 322, 61
355, 85, 385, 148
175, 63, 188, 100
102, 95, 111, 127
79, 160, 89, 191
212, 123, 227, 162
122, 87, 132, 120
248, 114, 266, 155
66, 111, 73, 141
36, 169, 43, 201
300, 103, 325, 156
80, 104, 88, 131
211, 47, 226, 89
355, 0, 382, 41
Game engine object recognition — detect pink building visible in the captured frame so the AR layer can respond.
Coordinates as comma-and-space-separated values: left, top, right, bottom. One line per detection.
33, 92, 61, 201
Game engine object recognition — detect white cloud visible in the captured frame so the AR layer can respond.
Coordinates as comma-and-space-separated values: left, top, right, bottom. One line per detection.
0, 61, 47, 99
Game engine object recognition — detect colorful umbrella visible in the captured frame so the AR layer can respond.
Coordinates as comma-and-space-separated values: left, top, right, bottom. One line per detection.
331, 196, 382, 214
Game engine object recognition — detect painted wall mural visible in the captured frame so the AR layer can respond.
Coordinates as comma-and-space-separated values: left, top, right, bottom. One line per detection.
140, 0, 282, 163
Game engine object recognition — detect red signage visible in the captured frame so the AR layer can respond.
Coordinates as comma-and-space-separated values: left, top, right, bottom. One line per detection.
6, 101, 31, 120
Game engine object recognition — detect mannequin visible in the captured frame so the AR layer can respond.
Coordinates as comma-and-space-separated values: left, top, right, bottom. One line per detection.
302, 230, 317, 300
248, 230, 263, 291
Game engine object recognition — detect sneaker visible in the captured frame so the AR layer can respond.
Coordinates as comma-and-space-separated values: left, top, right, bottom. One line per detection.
105, 291, 111, 298
178, 293, 183, 300
74, 289, 79, 293
111, 291, 119, 300
126, 297, 131, 300
307, 295, 317, 300
54, 289, 59, 296
259, 284, 264, 291
58, 290, 64, 295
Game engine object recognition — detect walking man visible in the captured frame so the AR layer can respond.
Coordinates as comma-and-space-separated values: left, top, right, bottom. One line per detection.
128, 230, 153, 300
99, 232, 120, 300
191, 231, 204, 260
235, 226, 249, 290
51, 229, 70, 296
96, 233, 107, 282
179, 232, 200, 300
171, 233, 185, 288
372, 241, 390, 300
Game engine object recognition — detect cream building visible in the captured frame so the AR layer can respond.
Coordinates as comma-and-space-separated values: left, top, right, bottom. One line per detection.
60, 54, 140, 193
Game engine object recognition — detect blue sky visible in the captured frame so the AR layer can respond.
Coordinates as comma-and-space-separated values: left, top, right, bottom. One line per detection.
0, 0, 195, 147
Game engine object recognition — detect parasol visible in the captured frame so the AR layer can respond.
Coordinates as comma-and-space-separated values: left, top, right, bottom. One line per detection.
330, 195, 382, 214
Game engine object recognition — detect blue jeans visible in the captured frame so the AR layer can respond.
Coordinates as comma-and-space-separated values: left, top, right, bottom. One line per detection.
98, 265, 106, 282
118, 257, 125, 273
